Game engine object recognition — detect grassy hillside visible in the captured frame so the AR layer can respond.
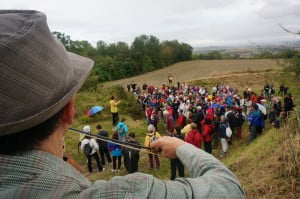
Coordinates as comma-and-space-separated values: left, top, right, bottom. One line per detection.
105, 59, 280, 87
64, 59, 299, 198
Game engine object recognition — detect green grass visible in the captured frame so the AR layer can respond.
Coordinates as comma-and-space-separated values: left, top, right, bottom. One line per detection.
64, 67, 299, 198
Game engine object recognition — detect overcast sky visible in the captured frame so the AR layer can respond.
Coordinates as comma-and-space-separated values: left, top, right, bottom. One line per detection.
1, 0, 300, 47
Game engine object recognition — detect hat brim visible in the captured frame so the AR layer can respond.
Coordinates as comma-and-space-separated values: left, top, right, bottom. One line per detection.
1, 52, 93, 136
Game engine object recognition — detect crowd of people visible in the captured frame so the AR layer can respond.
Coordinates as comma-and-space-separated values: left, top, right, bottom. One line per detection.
81, 79, 295, 180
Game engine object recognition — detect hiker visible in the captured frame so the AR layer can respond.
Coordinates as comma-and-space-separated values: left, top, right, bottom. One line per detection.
176, 109, 187, 129
144, 124, 161, 169
150, 107, 159, 130
145, 105, 152, 125
122, 133, 140, 174
110, 96, 121, 125
219, 116, 230, 158
181, 118, 193, 137
126, 84, 131, 92
212, 112, 221, 148
234, 108, 245, 140
116, 118, 128, 142
96, 124, 112, 166
170, 125, 185, 180
247, 104, 263, 144
108, 132, 122, 172
284, 93, 294, 112
168, 72, 173, 85
225, 106, 235, 145
185, 123, 203, 149
278, 84, 285, 96
163, 110, 175, 135
202, 118, 214, 154
0, 11, 245, 198
80, 126, 104, 173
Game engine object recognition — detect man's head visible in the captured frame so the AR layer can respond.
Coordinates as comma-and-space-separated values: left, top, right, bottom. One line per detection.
0, 10, 93, 155
96, 124, 102, 130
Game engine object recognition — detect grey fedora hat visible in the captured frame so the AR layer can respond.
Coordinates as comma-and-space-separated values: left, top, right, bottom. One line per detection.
0, 10, 93, 136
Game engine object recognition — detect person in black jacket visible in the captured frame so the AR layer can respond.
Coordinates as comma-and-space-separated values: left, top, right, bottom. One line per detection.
96, 124, 112, 166
123, 133, 140, 174
170, 125, 185, 180
284, 93, 294, 112
225, 107, 235, 145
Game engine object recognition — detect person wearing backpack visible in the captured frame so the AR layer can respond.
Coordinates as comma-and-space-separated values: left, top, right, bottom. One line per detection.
219, 116, 230, 158
225, 106, 235, 145
96, 124, 112, 166
116, 118, 128, 142
123, 133, 140, 174
108, 132, 122, 172
144, 124, 161, 169
80, 126, 104, 173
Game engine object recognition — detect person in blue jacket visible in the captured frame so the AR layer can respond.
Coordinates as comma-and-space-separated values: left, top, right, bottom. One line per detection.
116, 118, 128, 142
247, 103, 263, 144
108, 132, 122, 172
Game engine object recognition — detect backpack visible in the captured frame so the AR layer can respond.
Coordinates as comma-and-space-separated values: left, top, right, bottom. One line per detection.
225, 125, 232, 138
83, 143, 92, 156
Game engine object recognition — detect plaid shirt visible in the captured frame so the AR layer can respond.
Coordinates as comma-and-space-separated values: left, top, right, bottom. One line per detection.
0, 144, 245, 198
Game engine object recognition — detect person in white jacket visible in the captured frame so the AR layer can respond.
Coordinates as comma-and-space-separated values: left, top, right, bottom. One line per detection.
80, 125, 104, 173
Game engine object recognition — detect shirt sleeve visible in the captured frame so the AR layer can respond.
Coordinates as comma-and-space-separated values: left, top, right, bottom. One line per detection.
83, 144, 245, 199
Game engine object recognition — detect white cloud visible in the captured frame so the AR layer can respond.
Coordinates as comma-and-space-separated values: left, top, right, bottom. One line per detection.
0, 0, 299, 47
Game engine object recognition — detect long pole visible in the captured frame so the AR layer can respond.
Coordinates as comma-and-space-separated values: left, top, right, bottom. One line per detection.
68, 128, 160, 156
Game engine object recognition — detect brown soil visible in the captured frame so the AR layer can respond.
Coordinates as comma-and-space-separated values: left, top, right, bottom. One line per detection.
104, 59, 280, 87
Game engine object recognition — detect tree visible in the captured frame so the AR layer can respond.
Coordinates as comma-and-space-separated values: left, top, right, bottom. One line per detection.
52, 31, 71, 49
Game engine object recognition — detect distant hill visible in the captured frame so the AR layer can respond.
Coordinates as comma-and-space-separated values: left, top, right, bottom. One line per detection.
105, 59, 280, 87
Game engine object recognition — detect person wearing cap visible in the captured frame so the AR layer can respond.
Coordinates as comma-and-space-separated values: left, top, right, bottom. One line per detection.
0, 10, 245, 198
144, 124, 161, 169
80, 126, 104, 173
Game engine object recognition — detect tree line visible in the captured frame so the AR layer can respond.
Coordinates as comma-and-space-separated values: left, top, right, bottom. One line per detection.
53, 32, 193, 82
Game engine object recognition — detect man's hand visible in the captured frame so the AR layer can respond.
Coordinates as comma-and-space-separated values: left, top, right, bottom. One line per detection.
150, 136, 185, 159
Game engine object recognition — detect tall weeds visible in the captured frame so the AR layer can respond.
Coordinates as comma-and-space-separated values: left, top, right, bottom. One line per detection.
278, 107, 300, 198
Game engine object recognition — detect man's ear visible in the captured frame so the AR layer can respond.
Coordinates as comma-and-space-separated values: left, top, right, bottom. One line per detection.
61, 97, 76, 125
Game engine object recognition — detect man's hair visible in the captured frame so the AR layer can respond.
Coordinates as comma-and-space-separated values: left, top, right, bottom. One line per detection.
0, 108, 64, 155
96, 124, 102, 129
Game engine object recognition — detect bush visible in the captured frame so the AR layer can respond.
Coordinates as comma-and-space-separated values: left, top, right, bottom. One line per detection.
107, 84, 143, 120
80, 75, 99, 91
108, 84, 128, 100
121, 94, 144, 120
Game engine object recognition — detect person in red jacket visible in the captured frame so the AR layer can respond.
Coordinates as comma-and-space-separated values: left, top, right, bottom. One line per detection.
201, 118, 214, 154
176, 110, 186, 129
185, 123, 203, 148
164, 110, 175, 135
